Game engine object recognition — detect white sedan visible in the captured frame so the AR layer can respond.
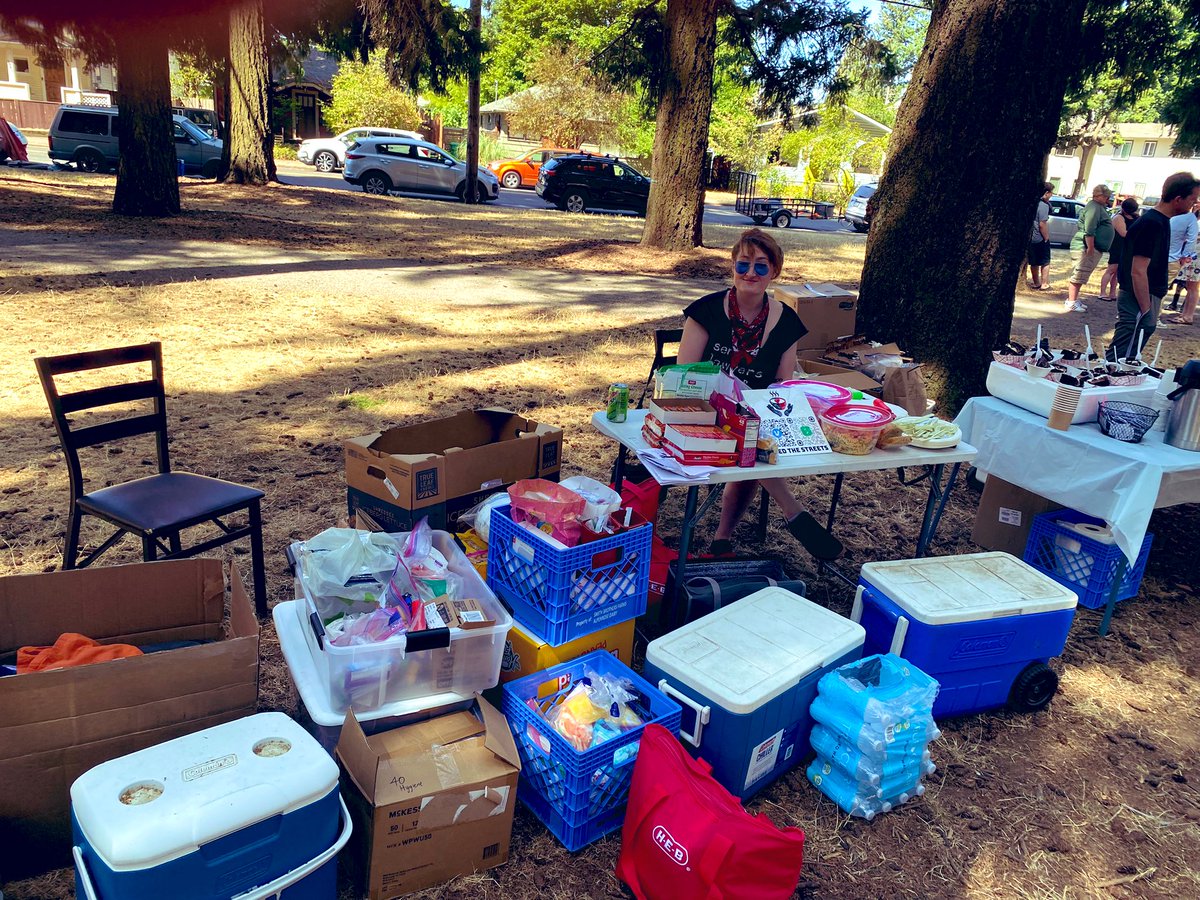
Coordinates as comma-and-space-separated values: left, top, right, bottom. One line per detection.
297, 127, 423, 173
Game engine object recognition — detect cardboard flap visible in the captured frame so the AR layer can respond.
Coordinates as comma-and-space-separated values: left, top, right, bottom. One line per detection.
335, 712, 383, 804
478, 694, 522, 770
458, 786, 505, 822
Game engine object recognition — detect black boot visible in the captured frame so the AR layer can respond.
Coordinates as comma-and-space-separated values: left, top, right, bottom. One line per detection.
786, 512, 844, 561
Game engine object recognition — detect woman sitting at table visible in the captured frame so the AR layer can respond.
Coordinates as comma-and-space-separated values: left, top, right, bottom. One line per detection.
677, 227, 843, 560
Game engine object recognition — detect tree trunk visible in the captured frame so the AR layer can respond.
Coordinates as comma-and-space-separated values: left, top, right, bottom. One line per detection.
640, 0, 719, 250
221, 0, 276, 185
1071, 142, 1096, 198
111, 29, 179, 217
857, 0, 1088, 411
465, 0, 481, 203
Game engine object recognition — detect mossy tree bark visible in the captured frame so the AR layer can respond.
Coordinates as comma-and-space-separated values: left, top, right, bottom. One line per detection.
640, 0, 719, 251
221, 0, 276, 185
111, 29, 179, 217
858, 0, 1088, 411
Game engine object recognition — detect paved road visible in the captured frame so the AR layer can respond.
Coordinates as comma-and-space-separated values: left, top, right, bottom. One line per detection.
6, 135, 862, 236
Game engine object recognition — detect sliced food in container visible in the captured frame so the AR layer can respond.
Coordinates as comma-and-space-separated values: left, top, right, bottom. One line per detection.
894, 415, 961, 449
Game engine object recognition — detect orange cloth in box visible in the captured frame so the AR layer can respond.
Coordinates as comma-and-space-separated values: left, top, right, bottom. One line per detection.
17, 633, 143, 673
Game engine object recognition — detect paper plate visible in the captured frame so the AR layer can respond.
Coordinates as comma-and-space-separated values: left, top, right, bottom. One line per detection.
895, 415, 962, 449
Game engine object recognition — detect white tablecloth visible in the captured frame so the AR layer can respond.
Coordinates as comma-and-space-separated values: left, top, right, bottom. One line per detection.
955, 396, 1200, 563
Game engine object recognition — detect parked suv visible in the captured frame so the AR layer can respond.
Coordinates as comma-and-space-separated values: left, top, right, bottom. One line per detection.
845, 182, 876, 232
488, 147, 575, 189
298, 127, 423, 173
342, 136, 500, 201
49, 105, 223, 176
536, 154, 650, 215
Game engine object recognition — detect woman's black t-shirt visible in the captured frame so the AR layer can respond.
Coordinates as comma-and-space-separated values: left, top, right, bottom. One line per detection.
682, 289, 807, 389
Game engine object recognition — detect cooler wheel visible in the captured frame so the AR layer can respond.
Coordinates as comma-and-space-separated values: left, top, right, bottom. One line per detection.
1008, 662, 1058, 713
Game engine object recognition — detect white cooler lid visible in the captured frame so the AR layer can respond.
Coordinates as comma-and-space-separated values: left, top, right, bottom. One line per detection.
71, 712, 337, 870
646, 586, 865, 715
860, 552, 1078, 625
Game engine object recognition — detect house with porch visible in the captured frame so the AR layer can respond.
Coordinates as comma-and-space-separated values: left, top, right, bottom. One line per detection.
0, 31, 115, 127
1048, 122, 1200, 202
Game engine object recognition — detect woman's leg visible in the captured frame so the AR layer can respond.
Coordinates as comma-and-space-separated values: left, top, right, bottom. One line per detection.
1182, 278, 1199, 323
759, 477, 804, 520
1100, 264, 1117, 299
713, 479, 760, 541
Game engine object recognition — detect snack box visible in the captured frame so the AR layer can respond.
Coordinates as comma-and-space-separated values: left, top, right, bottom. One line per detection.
646, 397, 718, 426
660, 424, 740, 467
985, 361, 1156, 424
709, 392, 761, 467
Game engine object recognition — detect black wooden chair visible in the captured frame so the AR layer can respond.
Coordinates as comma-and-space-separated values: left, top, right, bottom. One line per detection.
35, 342, 268, 617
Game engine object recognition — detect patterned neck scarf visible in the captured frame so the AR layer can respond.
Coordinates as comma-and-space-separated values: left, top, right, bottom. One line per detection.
727, 288, 769, 371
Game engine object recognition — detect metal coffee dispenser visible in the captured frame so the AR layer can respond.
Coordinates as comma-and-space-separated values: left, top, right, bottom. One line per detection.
1165, 360, 1200, 451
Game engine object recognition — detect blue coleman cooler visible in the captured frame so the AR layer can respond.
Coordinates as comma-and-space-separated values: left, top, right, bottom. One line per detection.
853, 553, 1078, 718
643, 586, 864, 801
71, 713, 351, 900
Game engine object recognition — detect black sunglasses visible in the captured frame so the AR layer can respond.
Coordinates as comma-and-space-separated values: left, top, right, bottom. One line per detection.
735, 260, 771, 277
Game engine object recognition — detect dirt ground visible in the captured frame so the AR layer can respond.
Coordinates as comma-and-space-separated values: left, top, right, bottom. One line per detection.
2, 170, 1199, 900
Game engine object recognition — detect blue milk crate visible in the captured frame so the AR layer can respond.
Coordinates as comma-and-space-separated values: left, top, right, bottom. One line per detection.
1023, 509, 1153, 610
487, 504, 651, 645
501, 650, 681, 851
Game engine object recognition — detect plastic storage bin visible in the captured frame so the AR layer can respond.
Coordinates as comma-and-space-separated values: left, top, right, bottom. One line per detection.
501, 650, 681, 851
643, 586, 864, 801
292, 530, 511, 712
986, 361, 1156, 424
71, 713, 351, 900
1023, 509, 1153, 610
853, 553, 1078, 718
488, 504, 651, 645
274, 601, 473, 753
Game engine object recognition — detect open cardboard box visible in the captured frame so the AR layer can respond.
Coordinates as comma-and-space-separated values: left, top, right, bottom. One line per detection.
0, 559, 259, 881
774, 284, 858, 351
345, 408, 563, 531
337, 698, 520, 899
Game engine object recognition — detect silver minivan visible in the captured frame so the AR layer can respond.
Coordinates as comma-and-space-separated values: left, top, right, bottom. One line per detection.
49, 105, 223, 177
341, 136, 500, 201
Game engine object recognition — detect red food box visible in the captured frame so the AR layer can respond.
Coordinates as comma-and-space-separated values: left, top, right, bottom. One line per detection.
709, 393, 761, 468
661, 424, 740, 467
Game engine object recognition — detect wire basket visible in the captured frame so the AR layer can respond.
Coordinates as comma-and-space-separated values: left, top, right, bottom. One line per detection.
1097, 400, 1158, 443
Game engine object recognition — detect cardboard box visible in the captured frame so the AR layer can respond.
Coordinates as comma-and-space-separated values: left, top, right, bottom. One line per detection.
709, 393, 760, 467
797, 350, 889, 394
345, 408, 563, 532
646, 397, 717, 426
972, 475, 1064, 557
775, 284, 858, 351
338, 700, 520, 900
0, 559, 260, 881
497, 618, 636, 684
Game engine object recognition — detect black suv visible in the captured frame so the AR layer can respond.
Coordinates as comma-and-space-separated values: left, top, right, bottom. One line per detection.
536, 153, 651, 216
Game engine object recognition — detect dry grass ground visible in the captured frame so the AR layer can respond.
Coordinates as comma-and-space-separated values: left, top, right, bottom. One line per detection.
2, 169, 1199, 900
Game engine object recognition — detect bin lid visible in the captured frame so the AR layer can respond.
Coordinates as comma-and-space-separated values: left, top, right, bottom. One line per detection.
645, 586, 865, 715
71, 712, 338, 870
859, 552, 1078, 625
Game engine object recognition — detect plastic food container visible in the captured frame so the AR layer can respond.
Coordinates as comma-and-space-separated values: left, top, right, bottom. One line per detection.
820, 401, 896, 455
773, 379, 854, 416
291, 531, 511, 713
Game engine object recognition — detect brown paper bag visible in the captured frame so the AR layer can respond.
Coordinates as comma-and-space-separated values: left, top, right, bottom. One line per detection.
882, 365, 929, 416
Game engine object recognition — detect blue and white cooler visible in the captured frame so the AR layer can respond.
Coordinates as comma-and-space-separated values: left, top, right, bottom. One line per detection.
643, 586, 865, 801
71, 713, 351, 900
852, 552, 1079, 718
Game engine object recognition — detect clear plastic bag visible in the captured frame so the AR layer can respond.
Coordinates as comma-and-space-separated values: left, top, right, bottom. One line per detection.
384, 517, 465, 609
298, 528, 399, 620
560, 475, 621, 533
328, 607, 408, 647
457, 491, 509, 544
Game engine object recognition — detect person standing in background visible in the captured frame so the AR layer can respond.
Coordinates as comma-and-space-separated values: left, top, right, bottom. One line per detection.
1066, 184, 1115, 312
1026, 182, 1053, 289
1163, 199, 1200, 324
1109, 172, 1200, 359
1100, 198, 1139, 302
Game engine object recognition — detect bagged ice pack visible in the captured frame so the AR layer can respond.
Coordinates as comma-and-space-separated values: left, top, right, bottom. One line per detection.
807, 756, 925, 821
809, 724, 934, 787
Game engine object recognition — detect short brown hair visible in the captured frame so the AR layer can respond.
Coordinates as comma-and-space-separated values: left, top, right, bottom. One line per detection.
1043, 181, 1054, 194
1162, 171, 1200, 202
731, 228, 784, 276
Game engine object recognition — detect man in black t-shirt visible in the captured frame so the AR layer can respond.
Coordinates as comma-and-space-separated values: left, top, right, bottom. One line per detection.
1110, 172, 1200, 359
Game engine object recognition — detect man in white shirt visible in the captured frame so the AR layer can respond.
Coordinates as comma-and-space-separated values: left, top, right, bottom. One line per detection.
1164, 200, 1200, 324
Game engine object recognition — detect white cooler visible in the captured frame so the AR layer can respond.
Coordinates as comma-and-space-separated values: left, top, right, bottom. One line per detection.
643, 587, 865, 801
71, 713, 350, 900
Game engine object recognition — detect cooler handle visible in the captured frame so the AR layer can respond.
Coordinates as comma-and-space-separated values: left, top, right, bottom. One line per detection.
890, 615, 910, 656
657, 679, 710, 748
72, 845, 101, 900
232, 794, 353, 900
850, 585, 864, 623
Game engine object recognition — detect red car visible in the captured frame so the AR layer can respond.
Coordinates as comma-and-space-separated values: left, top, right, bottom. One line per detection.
488, 147, 576, 189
